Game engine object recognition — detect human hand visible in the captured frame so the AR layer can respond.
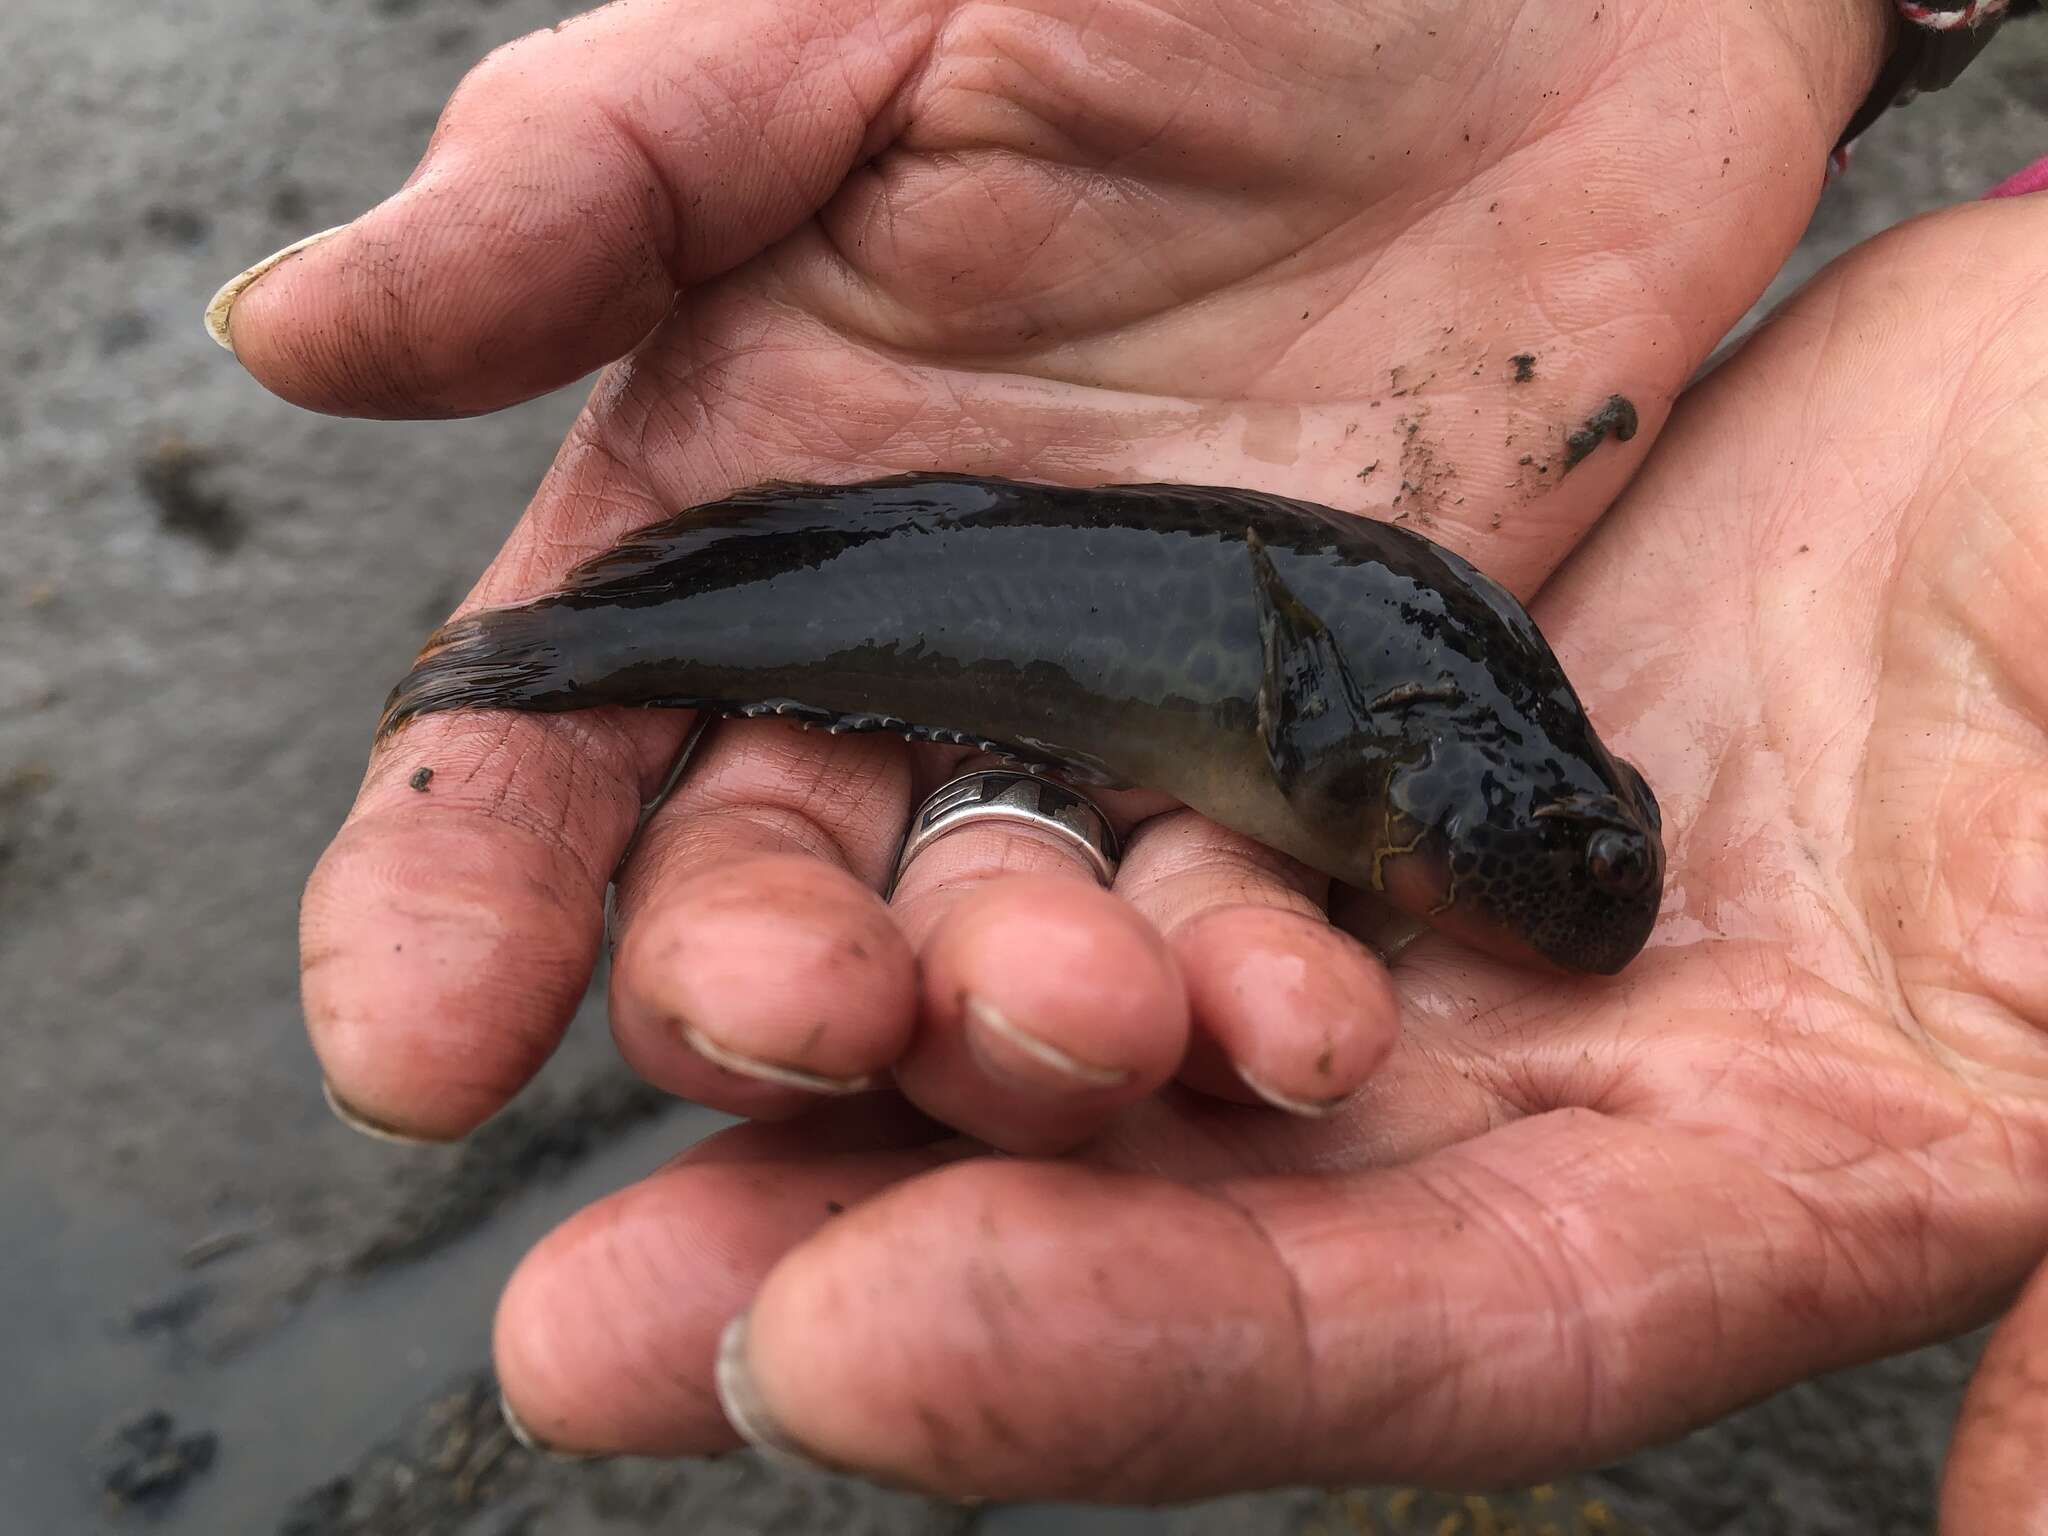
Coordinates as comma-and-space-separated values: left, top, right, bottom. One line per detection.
211, 0, 2048, 1499
1945, 1256, 2048, 1533
459, 188, 2038, 1497
224, 0, 1895, 1150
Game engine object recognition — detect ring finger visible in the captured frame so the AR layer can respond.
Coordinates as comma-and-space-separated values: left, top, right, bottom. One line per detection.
884, 759, 1189, 1154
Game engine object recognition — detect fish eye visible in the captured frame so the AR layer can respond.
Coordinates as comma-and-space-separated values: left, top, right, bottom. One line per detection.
1587, 827, 1651, 896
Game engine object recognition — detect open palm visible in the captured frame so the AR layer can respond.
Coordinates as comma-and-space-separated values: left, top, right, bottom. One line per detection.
487, 195, 2048, 1500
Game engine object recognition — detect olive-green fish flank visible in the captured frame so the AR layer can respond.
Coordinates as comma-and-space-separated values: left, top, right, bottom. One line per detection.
380, 474, 1665, 974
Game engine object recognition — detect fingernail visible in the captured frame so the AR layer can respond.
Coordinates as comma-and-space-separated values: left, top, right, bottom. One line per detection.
321, 1077, 443, 1145
715, 1312, 825, 1470
718, 1314, 985, 1500
1235, 1066, 1351, 1119
962, 994, 1131, 1091
498, 1390, 611, 1464
678, 1021, 876, 1097
203, 225, 350, 352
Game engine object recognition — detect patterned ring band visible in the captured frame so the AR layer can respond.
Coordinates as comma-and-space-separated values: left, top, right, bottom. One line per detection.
890, 769, 1120, 894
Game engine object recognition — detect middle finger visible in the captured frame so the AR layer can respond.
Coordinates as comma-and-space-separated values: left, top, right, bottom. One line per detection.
606, 717, 921, 1119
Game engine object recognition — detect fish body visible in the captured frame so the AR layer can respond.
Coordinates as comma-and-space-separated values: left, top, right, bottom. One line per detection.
382, 474, 1664, 974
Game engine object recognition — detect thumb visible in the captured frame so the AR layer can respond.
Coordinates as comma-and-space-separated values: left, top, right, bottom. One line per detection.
711, 1115, 1980, 1502
1941, 1255, 2048, 1534
206, 0, 938, 419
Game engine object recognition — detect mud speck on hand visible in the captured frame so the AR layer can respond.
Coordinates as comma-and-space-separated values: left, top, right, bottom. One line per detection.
1388, 410, 1455, 526
1561, 395, 1640, 473
409, 767, 435, 792
1510, 353, 1537, 383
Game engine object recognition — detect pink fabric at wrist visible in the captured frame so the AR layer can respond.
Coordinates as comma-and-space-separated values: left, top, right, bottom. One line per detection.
1985, 155, 2048, 199
1899, 1, 2010, 25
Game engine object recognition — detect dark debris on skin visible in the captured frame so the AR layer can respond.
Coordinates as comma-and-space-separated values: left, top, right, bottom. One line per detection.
1561, 395, 1640, 474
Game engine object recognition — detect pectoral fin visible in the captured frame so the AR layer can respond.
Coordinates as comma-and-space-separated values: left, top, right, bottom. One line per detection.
1248, 532, 1371, 792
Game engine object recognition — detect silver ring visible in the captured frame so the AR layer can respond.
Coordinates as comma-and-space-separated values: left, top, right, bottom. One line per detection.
890, 770, 1119, 894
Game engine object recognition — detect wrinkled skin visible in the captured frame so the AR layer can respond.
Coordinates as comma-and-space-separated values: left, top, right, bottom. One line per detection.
491, 200, 2048, 1503
1944, 1257, 2048, 1533
217, 0, 2047, 1505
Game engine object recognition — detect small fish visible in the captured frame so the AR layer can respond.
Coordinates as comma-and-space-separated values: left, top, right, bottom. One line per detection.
381, 474, 1664, 974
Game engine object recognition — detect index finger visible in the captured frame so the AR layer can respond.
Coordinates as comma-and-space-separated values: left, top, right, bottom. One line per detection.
299, 438, 687, 1139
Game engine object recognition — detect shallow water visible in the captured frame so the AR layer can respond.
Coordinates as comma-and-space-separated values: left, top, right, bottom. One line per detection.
1, 1105, 722, 1535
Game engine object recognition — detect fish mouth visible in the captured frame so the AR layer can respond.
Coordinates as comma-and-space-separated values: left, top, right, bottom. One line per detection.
1550, 835, 1667, 975
1427, 901, 1558, 972
1374, 843, 1555, 973
1449, 895, 1656, 977
1374, 830, 1664, 977
1561, 900, 1662, 975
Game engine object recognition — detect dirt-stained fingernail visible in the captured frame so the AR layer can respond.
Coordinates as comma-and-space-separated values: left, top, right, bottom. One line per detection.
321, 1077, 448, 1145
718, 1313, 988, 1499
204, 225, 350, 352
1235, 1065, 1352, 1119
497, 1390, 612, 1464
716, 1312, 826, 1470
961, 994, 1131, 1092
678, 1020, 876, 1097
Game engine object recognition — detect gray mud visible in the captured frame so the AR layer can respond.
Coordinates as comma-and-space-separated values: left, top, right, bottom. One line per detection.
3, 2, 2043, 1532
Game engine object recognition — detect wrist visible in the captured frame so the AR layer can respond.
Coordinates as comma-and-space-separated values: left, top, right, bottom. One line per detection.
1839, 0, 2020, 151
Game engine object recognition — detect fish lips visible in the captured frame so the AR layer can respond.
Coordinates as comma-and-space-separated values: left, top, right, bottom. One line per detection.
1376, 820, 1666, 977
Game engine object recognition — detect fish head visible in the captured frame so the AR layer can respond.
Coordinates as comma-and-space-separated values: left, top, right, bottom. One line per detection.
1247, 521, 1664, 975
1372, 730, 1666, 977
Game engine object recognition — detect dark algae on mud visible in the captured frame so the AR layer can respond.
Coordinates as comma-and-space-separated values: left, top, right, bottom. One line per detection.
381, 474, 1665, 974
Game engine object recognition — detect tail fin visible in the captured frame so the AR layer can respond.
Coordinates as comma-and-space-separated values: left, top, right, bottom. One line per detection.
376, 604, 576, 740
